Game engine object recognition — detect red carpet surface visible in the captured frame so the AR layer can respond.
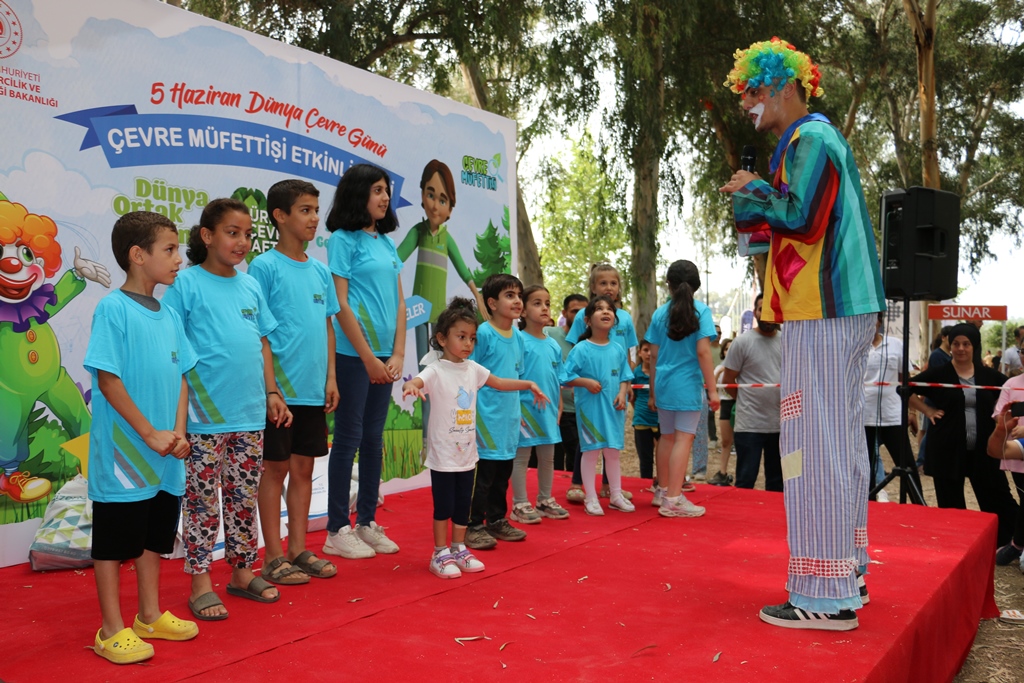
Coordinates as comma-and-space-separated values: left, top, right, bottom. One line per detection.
2, 473, 997, 683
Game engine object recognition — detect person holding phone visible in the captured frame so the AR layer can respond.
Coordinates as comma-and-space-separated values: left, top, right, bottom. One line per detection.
986, 374, 1024, 565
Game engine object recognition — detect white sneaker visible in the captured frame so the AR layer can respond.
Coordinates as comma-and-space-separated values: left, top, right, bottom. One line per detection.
509, 502, 543, 525
651, 486, 668, 507
451, 547, 485, 573
323, 525, 376, 559
429, 549, 462, 579
584, 497, 604, 516
354, 521, 400, 554
658, 494, 706, 518
608, 493, 635, 512
876, 490, 890, 503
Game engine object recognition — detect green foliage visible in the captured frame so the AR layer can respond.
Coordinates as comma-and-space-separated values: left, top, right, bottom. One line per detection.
1, 409, 81, 524
471, 207, 512, 284
385, 394, 423, 430
533, 132, 630, 305
983, 319, 1024, 355
21, 408, 78, 482
382, 429, 424, 480
231, 187, 272, 263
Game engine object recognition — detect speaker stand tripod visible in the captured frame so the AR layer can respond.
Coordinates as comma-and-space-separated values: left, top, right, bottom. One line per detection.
870, 295, 927, 506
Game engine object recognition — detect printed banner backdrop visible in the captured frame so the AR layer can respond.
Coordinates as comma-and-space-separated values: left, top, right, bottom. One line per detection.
0, 0, 517, 566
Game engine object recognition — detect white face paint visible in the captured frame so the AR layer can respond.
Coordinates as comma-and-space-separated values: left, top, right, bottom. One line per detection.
749, 102, 765, 129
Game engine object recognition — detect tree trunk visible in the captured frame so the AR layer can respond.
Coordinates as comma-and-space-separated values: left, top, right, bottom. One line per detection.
515, 185, 544, 286
460, 60, 543, 285
903, 0, 940, 361
628, 8, 664, 341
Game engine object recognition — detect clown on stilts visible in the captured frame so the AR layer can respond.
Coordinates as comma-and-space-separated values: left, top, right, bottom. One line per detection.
719, 38, 886, 630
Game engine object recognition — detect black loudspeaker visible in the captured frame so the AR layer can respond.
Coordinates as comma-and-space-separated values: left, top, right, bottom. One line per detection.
880, 186, 960, 301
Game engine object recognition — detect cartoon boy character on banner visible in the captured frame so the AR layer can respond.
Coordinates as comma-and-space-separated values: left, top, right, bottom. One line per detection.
0, 198, 111, 503
397, 159, 488, 364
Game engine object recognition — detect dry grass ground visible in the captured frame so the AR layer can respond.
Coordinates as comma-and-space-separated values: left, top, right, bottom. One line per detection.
610, 406, 1024, 681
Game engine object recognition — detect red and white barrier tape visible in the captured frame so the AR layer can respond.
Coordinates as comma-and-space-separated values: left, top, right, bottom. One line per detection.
630, 382, 1022, 391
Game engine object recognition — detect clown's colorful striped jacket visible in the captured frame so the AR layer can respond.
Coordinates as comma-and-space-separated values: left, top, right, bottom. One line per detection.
732, 115, 886, 323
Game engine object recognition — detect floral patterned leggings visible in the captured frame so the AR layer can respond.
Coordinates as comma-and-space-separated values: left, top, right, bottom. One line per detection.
183, 431, 263, 575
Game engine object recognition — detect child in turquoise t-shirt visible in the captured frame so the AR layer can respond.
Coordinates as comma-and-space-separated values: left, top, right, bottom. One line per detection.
631, 340, 661, 488
163, 198, 288, 620
644, 260, 719, 519
464, 273, 527, 550
561, 295, 634, 517
511, 285, 569, 524
323, 164, 405, 561
249, 179, 341, 585
86, 211, 198, 664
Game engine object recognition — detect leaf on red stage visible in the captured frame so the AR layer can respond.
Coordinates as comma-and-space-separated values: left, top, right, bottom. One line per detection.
631, 644, 657, 658
713, 652, 722, 662
455, 634, 491, 646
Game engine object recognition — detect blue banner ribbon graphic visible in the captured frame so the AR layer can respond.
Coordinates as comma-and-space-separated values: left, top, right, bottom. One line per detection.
57, 106, 412, 208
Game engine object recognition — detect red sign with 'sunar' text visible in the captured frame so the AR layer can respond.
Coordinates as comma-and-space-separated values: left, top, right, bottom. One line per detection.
927, 304, 1008, 321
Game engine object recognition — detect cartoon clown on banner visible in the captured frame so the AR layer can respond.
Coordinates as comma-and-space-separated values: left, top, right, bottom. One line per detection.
0, 195, 110, 503
719, 38, 886, 631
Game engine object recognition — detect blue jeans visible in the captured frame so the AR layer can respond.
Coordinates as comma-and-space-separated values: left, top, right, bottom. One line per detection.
326, 354, 392, 532
733, 431, 782, 491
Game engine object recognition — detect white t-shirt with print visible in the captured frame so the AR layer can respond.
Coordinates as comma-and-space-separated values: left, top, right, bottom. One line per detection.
416, 359, 491, 471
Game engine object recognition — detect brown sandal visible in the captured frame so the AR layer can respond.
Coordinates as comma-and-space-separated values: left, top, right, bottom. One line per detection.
262, 557, 310, 585
291, 550, 337, 579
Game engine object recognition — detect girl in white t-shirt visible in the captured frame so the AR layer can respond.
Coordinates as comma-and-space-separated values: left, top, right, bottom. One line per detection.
402, 297, 548, 579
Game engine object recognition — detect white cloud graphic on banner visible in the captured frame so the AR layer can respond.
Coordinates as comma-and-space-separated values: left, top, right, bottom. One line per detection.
0, 152, 117, 217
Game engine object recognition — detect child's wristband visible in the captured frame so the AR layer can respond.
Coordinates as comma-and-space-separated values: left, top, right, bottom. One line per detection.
267, 390, 281, 397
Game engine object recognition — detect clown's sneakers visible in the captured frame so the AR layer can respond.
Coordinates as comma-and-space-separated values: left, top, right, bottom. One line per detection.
0, 471, 51, 503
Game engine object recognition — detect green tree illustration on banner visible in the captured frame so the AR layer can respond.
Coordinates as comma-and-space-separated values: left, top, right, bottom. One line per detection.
231, 187, 274, 262
471, 205, 511, 284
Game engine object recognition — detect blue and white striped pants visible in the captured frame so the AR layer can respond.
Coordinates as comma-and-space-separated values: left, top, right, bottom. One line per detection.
780, 314, 874, 613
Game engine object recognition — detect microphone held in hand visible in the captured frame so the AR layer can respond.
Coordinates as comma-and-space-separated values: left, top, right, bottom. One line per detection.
741, 145, 757, 173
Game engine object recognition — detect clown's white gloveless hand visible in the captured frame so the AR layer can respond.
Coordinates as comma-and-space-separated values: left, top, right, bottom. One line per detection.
74, 246, 112, 288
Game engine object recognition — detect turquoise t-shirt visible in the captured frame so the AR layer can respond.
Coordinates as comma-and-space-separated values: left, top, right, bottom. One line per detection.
631, 365, 659, 427
561, 340, 634, 451
644, 300, 716, 411
249, 249, 341, 406
518, 333, 562, 447
544, 325, 575, 413
566, 307, 638, 353
470, 322, 525, 460
162, 266, 277, 433
327, 229, 402, 358
84, 290, 197, 503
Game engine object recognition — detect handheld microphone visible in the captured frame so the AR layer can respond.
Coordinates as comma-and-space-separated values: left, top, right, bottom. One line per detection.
741, 145, 757, 173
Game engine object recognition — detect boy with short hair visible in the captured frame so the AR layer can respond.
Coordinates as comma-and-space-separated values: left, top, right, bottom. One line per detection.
85, 211, 198, 664
251, 179, 341, 581
465, 273, 528, 549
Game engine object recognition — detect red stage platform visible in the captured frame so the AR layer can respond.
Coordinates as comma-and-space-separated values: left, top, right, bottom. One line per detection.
3, 473, 997, 683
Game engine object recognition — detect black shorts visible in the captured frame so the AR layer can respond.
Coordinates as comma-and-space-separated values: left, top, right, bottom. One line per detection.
264, 405, 329, 461
719, 399, 736, 422
91, 490, 180, 561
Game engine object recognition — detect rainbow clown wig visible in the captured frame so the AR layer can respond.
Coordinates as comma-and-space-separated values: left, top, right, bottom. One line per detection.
724, 37, 823, 100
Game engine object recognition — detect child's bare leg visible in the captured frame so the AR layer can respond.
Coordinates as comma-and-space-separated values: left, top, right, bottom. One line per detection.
285, 456, 315, 557
666, 432, 695, 497
452, 523, 467, 546
95, 559, 124, 638
257, 459, 290, 560
135, 550, 164, 624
